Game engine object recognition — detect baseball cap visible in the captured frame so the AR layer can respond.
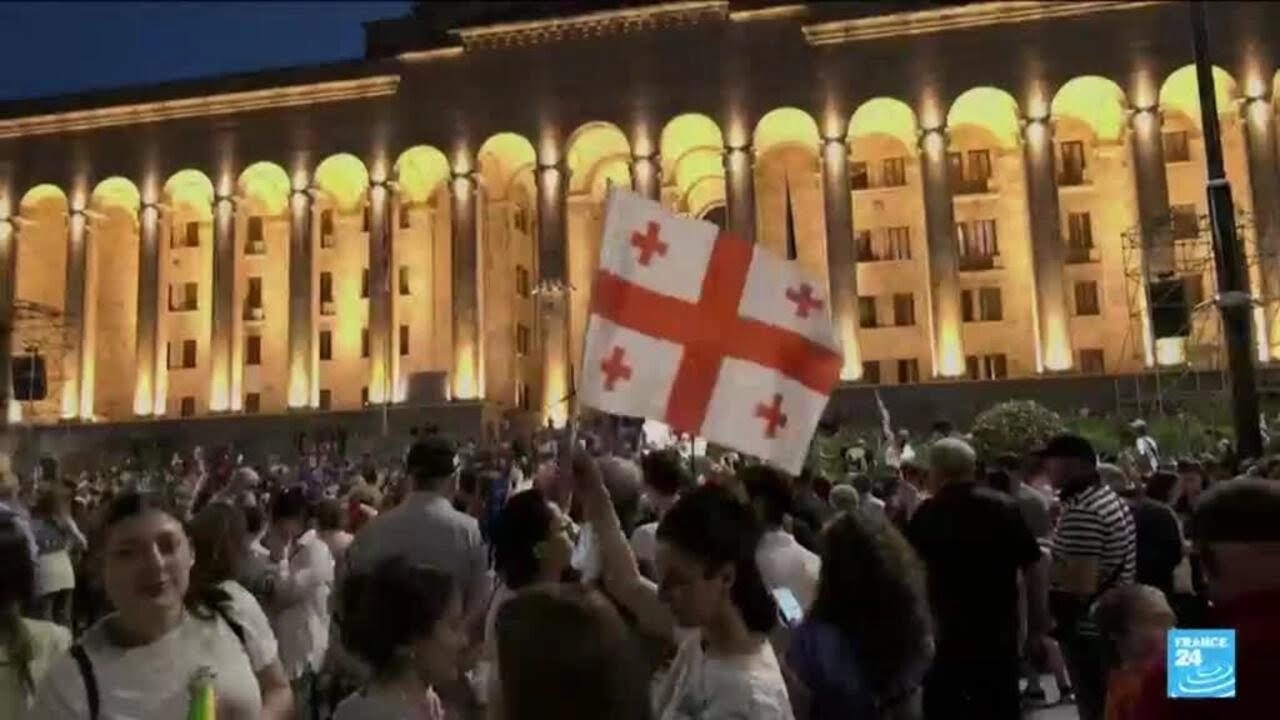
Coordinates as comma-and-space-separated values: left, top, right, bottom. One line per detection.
1036, 434, 1097, 465
406, 435, 459, 480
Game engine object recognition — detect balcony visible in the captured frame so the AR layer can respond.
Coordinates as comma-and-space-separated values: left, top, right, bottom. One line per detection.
952, 177, 991, 196
243, 306, 265, 322
320, 300, 336, 317
1057, 168, 1088, 187
1170, 213, 1201, 240
958, 253, 1002, 272
245, 240, 266, 256
1065, 244, 1099, 264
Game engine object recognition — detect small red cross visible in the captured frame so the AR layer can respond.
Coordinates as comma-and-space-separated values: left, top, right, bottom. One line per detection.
630, 221, 668, 266
600, 346, 633, 391
755, 394, 789, 438
785, 283, 825, 318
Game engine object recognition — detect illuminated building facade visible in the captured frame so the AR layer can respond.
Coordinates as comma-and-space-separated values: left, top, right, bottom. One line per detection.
3, 0, 1280, 430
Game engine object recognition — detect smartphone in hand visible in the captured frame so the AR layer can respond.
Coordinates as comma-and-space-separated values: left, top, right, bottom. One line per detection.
772, 587, 804, 627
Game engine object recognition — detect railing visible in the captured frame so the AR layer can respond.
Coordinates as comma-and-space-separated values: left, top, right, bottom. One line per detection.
1065, 244, 1099, 264
958, 253, 1001, 272
1057, 168, 1087, 187
320, 300, 335, 316
243, 306, 265, 322
952, 177, 990, 195
245, 240, 266, 255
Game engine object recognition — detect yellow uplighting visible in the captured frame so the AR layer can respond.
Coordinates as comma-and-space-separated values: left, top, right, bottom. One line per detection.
565, 122, 632, 194
1051, 76, 1128, 143
313, 153, 370, 212
237, 162, 291, 216
1042, 315, 1074, 372
163, 169, 215, 220
936, 331, 966, 378
672, 148, 724, 199
89, 176, 141, 212
661, 113, 724, 175
288, 363, 310, 409
18, 184, 69, 214
1160, 65, 1238, 127
477, 133, 538, 199
848, 97, 919, 153
947, 87, 1021, 149
685, 176, 728, 220
1155, 336, 1187, 367
453, 345, 479, 400
394, 146, 451, 205
753, 107, 821, 154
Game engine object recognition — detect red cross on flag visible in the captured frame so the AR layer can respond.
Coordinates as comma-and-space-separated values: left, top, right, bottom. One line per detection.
579, 189, 843, 474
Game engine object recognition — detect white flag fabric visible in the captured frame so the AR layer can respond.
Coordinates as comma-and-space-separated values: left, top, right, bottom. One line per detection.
579, 190, 842, 474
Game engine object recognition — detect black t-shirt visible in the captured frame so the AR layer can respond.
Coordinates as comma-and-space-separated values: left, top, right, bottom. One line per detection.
907, 482, 1042, 661
1130, 497, 1183, 598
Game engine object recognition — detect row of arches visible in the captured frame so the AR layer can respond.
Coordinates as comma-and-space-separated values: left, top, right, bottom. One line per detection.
6, 62, 1274, 423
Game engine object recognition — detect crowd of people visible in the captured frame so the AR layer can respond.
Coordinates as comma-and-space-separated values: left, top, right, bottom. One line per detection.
0, 414, 1276, 719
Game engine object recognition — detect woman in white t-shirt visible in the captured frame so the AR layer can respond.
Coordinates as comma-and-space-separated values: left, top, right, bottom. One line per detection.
29, 492, 292, 719
581, 454, 794, 720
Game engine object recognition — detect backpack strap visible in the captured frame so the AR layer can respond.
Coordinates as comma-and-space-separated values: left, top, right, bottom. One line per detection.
212, 602, 247, 648
70, 644, 98, 720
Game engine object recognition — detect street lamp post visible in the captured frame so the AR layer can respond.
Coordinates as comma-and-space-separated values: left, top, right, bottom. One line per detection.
1190, 1, 1263, 458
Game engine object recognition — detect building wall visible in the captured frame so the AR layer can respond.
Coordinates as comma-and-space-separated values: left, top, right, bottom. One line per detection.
234, 207, 291, 413
4, 1, 1280, 427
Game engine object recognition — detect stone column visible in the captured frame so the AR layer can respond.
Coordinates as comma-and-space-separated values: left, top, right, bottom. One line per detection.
0, 219, 15, 426
133, 203, 160, 416
1241, 96, 1280, 359
287, 188, 312, 408
209, 196, 235, 411
61, 210, 87, 419
1128, 107, 1171, 366
367, 181, 393, 403
820, 136, 861, 379
724, 145, 757, 244
1129, 107, 1173, 273
918, 126, 966, 377
1022, 117, 1074, 372
630, 155, 660, 202
450, 171, 480, 400
536, 161, 570, 425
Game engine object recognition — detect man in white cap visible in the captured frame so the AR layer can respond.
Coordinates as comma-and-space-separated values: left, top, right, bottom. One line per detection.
1131, 419, 1159, 477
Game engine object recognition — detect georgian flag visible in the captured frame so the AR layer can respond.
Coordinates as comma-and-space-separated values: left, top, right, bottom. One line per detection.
579, 190, 842, 474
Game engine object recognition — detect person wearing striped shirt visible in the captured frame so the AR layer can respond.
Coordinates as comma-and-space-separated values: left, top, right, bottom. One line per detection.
1039, 434, 1136, 720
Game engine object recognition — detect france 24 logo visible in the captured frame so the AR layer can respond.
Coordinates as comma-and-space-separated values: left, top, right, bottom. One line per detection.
1167, 629, 1236, 699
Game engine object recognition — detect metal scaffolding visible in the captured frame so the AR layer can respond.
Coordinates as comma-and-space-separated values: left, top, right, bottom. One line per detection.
1117, 209, 1274, 417
8, 299, 72, 419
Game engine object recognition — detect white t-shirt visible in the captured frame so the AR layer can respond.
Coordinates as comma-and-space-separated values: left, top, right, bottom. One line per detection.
652, 633, 794, 720
630, 522, 658, 572
333, 687, 445, 720
219, 579, 279, 672
755, 530, 820, 612
30, 603, 268, 719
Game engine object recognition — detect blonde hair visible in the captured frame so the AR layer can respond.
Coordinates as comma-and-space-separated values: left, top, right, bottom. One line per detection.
1094, 584, 1174, 642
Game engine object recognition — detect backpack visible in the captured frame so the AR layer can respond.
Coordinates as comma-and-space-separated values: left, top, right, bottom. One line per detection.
70, 603, 246, 720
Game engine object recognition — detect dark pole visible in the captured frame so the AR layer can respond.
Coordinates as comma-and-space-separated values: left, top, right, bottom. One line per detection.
1190, 1, 1263, 458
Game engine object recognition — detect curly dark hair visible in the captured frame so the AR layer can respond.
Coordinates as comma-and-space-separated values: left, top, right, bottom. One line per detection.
339, 557, 454, 676
809, 512, 933, 697
656, 484, 776, 634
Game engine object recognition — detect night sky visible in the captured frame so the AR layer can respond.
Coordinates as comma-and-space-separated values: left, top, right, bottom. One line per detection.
0, 1, 411, 102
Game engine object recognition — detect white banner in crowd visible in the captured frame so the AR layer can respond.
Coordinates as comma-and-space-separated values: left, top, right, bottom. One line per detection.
578, 190, 842, 474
